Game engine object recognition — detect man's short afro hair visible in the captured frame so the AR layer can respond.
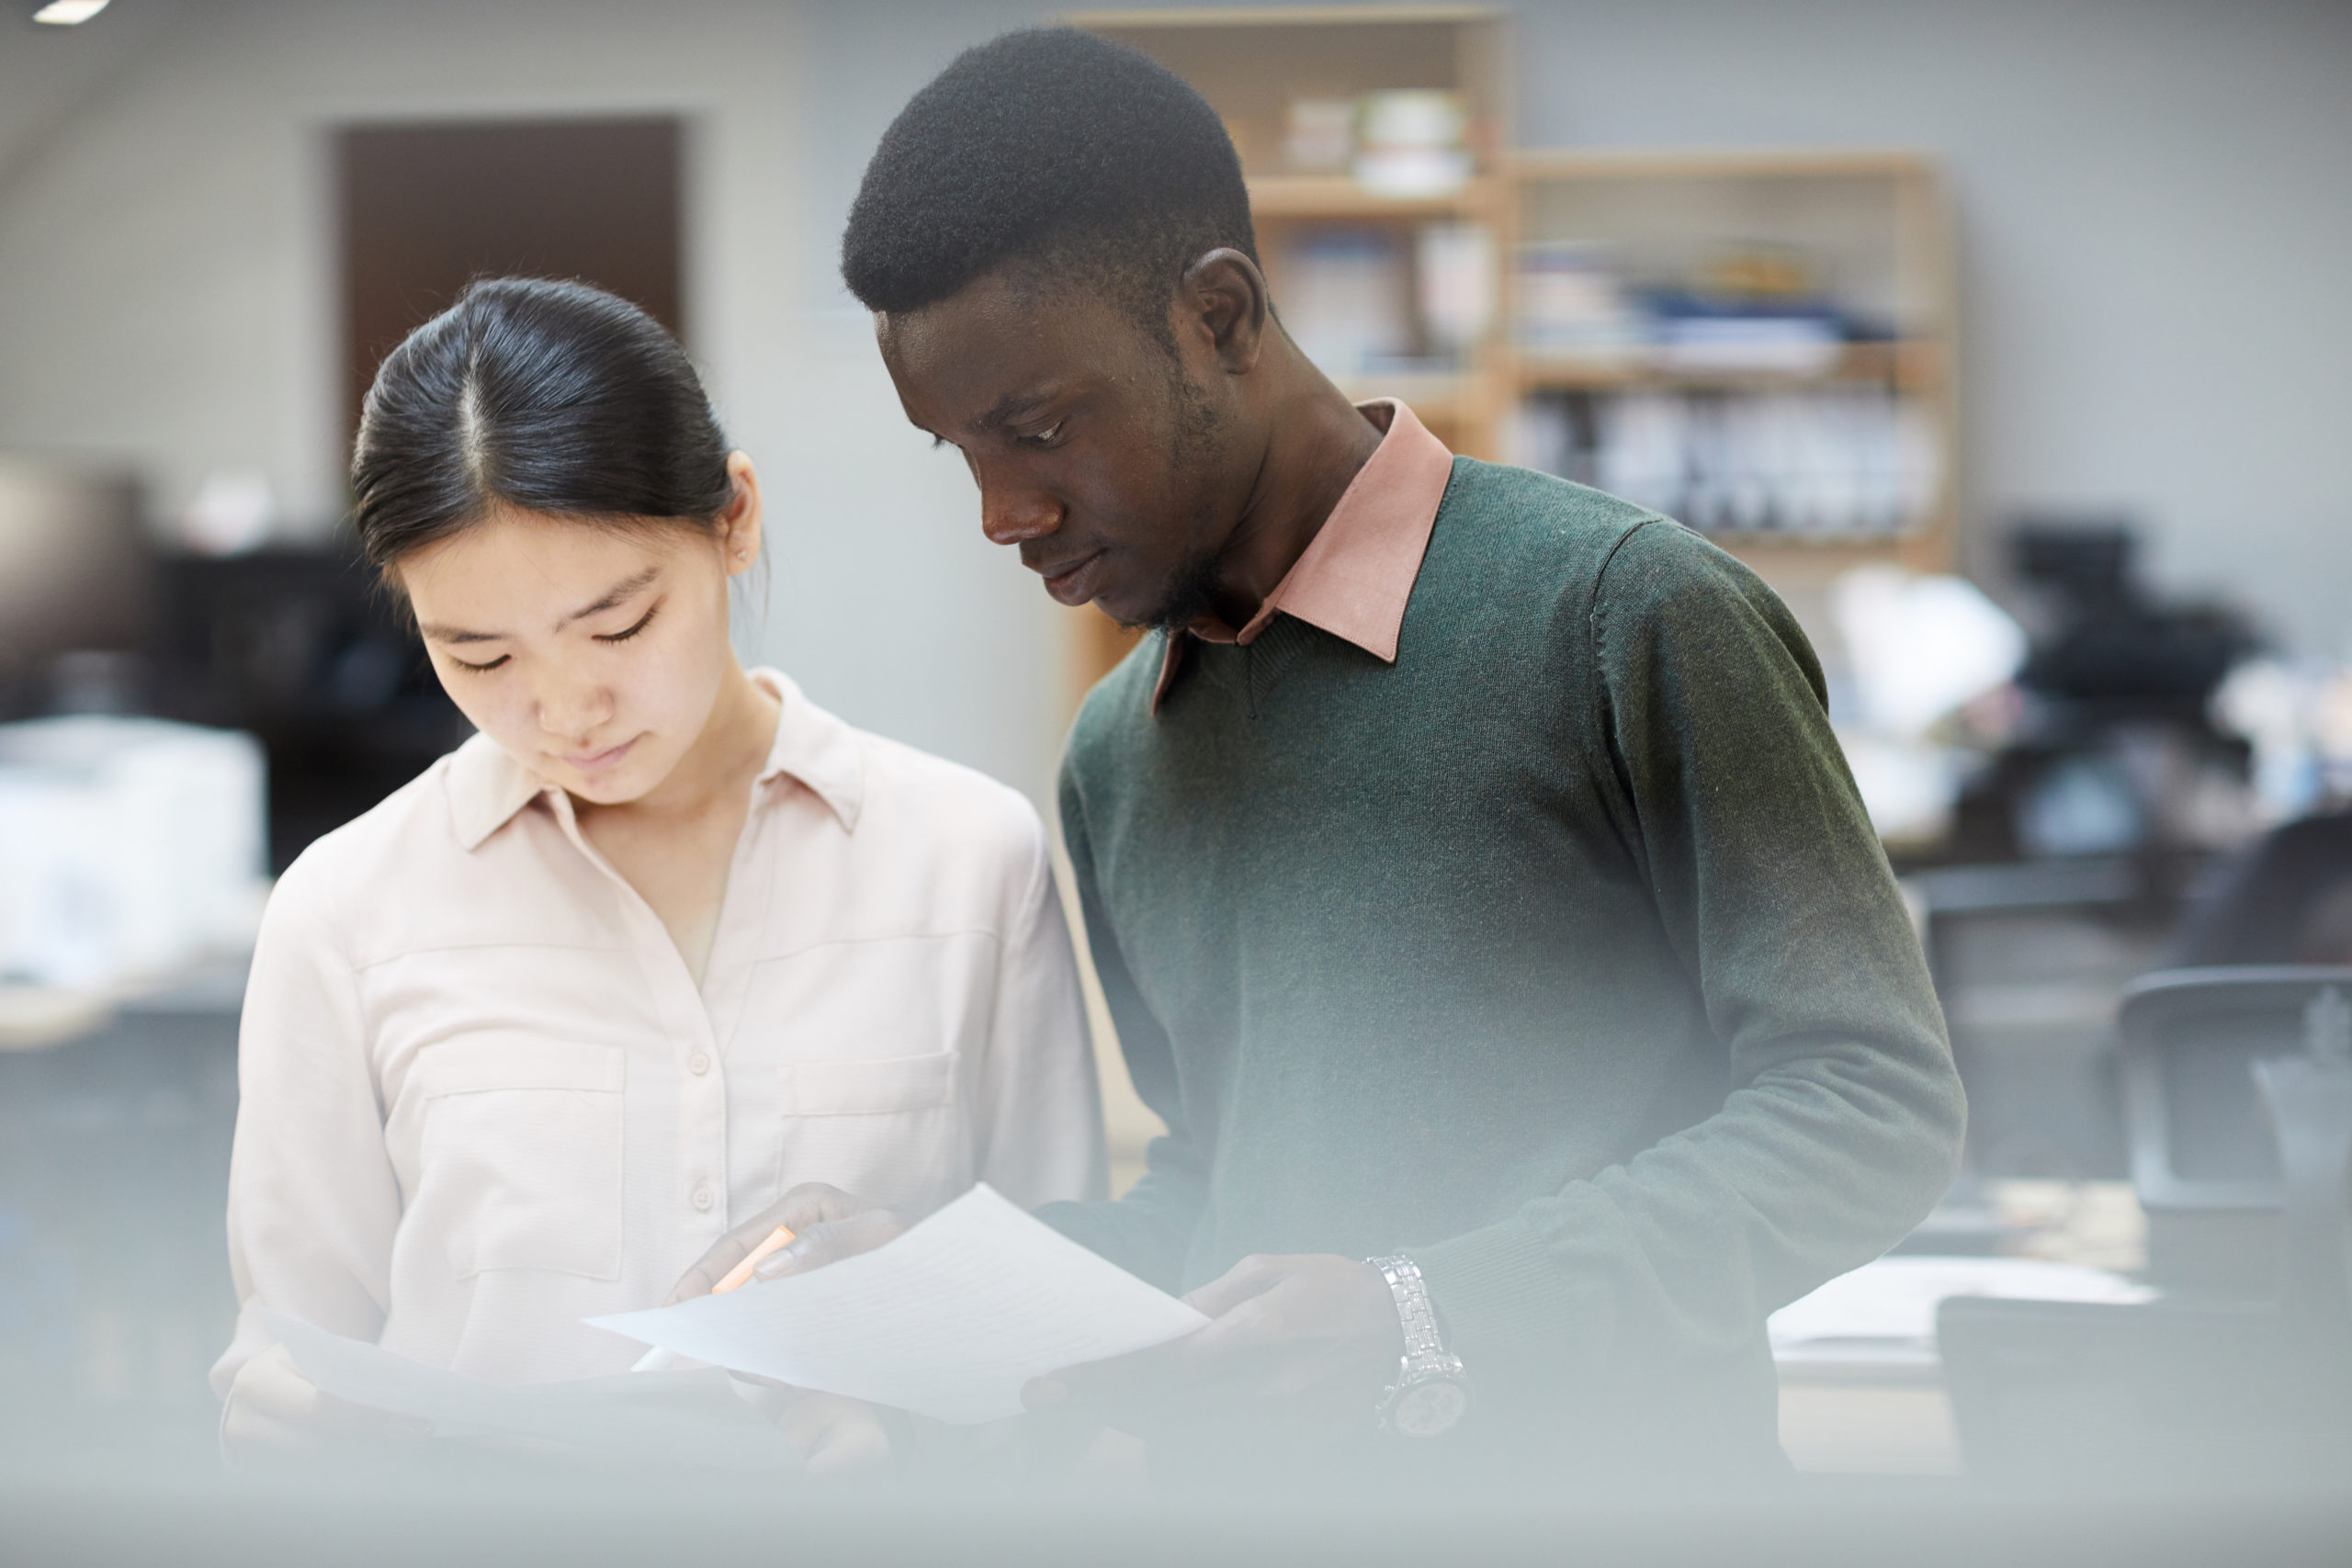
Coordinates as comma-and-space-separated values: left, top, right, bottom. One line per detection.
841, 28, 1258, 333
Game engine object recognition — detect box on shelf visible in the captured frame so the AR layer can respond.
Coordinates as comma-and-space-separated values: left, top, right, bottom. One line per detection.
1353, 89, 1473, 197
1075, 9, 1506, 187
1282, 97, 1356, 174
1516, 240, 1645, 360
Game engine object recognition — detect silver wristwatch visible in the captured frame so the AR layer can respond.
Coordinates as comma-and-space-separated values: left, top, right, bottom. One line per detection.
1365, 1255, 1470, 1438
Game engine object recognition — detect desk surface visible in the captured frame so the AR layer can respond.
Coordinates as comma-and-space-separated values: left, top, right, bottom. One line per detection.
0, 953, 250, 1051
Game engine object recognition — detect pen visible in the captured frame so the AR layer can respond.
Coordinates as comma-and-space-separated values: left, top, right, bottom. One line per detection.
713, 1224, 797, 1294
629, 1225, 798, 1372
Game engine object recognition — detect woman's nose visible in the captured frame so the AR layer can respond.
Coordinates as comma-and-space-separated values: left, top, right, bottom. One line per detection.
538, 677, 615, 742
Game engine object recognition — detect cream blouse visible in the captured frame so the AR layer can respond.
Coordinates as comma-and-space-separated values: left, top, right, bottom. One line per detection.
210, 671, 1104, 1403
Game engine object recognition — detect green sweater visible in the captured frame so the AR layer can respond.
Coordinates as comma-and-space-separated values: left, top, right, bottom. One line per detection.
1041, 459, 1964, 1470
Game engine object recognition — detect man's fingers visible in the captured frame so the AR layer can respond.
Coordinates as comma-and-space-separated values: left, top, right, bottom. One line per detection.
1043, 1278, 1290, 1409
1181, 1254, 1286, 1319
1023, 1255, 1399, 1436
1026, 1347, 1148, 1410
1032, 1287, 1317, 1424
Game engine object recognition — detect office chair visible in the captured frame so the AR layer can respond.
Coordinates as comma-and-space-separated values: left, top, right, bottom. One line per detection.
2165, 809, 2352, 968
2119, 965, 2352, 1293
1939, 967, 2352, 1485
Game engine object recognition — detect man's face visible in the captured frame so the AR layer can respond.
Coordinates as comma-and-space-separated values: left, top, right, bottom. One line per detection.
876, 265, 1254, 628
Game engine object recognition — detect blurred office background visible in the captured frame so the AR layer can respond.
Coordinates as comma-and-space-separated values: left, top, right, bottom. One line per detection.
3, 0, 2350, 1491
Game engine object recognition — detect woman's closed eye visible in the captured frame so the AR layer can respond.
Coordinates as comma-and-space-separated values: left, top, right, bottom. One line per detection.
597, 601, 662, 644
450, 651, 510, 673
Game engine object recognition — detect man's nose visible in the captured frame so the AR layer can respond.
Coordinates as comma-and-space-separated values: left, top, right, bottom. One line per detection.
978, 470, 1063, 547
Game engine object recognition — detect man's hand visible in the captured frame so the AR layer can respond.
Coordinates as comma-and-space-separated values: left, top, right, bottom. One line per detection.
1021, 1253, 1402, 1433
664, 1183, 908, 1303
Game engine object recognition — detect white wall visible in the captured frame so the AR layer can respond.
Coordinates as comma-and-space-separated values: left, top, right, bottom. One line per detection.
1, 0, 2348, 808
1505, 0, 2352, 655
0, 0, 1071, 802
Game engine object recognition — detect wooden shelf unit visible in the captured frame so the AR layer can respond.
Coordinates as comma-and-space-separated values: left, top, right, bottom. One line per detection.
1075, 7, 1513, 466
1060, 11, 1959, 694
1066, 7, 1510, 177
1516, 339, 1943, 393
1244, 171, 1501, 221
1502, 148, 1960, 575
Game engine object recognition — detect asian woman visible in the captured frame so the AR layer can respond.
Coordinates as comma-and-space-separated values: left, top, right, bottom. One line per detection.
209, 277, 1105, 1469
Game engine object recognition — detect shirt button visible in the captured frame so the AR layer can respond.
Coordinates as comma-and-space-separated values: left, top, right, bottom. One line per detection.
691, 1182, 714, 1213
689, 1051, 711, 1077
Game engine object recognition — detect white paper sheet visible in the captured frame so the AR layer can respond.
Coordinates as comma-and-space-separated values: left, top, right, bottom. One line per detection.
588, 1184, 1209, 1425
264, 1311, 798, 1471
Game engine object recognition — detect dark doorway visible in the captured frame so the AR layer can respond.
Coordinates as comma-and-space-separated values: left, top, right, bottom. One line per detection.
337, 118, 684, 456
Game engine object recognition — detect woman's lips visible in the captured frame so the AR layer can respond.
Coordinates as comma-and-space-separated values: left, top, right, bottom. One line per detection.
564, 736, 640, 773
1041, 551, 1105, 607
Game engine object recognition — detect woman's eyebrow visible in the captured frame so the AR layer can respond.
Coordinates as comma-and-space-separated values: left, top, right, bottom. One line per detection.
557, 566, 662, 628
417, 622, 501, 644
418, 565, 662, 644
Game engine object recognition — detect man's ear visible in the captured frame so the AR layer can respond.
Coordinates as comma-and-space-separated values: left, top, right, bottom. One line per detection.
1178, 249, 1270, 377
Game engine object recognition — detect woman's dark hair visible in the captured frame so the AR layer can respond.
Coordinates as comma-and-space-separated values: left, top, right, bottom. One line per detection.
351, 276, 733, 569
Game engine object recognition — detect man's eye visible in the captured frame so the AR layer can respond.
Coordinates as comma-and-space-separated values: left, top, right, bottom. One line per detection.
1020, 422, 1064, 449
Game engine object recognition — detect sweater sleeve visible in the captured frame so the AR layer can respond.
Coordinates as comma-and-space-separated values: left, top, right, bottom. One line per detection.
1030, 758, 1212, 1292
1412, 520, 1966, 1382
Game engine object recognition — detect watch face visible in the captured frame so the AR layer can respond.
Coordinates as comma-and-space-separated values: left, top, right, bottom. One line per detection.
1394, 1378, 1468, 1438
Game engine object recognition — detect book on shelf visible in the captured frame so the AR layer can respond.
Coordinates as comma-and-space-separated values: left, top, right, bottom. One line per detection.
1515, 386, 1939, 540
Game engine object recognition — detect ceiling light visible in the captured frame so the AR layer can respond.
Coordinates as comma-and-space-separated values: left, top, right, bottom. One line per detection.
34, 0, 112, 23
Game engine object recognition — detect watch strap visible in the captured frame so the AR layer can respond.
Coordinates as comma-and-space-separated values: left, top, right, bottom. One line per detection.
1366, 1254, 1448, 1363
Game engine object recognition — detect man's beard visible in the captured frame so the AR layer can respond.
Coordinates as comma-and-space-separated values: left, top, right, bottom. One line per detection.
1138, 544, 1221, 633
1134, 367, 1229, 634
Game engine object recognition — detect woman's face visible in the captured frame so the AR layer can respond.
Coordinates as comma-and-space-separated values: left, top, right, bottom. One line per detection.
399, 457, 763, 807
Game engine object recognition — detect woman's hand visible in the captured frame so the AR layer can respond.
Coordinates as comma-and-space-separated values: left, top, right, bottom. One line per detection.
662, 1187, 908, 1476
778, 1390, 897, 1476
220, 1342, 435, 1458
664, 1182, 909, 1303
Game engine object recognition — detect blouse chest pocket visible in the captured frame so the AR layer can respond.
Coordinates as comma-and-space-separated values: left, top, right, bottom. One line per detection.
776, 1052, 964, 1214
409, 1037, 626, 1281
